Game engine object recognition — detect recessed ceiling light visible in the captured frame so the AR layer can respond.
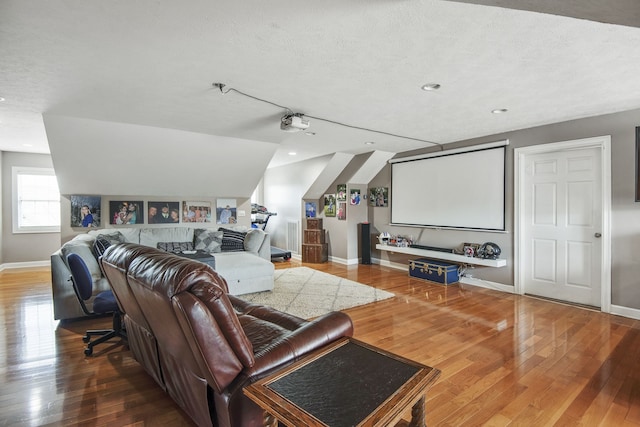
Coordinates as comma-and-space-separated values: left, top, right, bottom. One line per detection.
492, 108, 508, 114
22, 143, 33, 147
305, 131, 315, 136
421, 83, 441, 91
288, 151, 297, 156
0, 97, 5, 102
365, 141, 375, 145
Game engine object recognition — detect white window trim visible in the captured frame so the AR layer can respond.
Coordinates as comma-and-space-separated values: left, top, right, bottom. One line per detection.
12, 166, 61, 234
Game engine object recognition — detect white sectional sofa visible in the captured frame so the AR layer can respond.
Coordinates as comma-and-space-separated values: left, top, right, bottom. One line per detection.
51, 226, 274, 320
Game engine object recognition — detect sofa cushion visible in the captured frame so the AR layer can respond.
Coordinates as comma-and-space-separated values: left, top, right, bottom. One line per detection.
157, 241, 194, 253
88, 228, 140, 243
139, 228, 194, 249
194, 229, 223, 253
220, 228, 246, 252
243, 229, 264, 253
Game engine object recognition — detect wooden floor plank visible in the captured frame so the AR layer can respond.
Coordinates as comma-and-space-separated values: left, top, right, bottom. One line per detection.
1, 261, 639, 426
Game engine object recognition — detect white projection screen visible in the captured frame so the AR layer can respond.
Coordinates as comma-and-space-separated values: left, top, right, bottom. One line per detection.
390, 143, 506, 231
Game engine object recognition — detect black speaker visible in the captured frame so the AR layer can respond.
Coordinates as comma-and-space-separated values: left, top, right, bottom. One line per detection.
359, 222, 371, 265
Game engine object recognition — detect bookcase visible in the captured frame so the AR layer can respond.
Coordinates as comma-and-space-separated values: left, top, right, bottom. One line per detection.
302, 218, 328, 263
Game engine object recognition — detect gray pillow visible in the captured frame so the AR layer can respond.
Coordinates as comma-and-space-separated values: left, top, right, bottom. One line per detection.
157, 241, 194, 253
194, 229, 223, 253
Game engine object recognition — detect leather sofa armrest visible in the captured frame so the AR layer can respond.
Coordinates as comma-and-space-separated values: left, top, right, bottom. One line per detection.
244, 311, 354, 378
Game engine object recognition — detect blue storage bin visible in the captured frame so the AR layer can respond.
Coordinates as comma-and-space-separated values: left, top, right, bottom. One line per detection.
409, 258, 460, 285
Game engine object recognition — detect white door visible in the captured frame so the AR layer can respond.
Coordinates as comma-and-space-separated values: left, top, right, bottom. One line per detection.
520, 144, 604, 307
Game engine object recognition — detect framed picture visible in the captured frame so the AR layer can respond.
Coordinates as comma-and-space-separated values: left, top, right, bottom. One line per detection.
216, 198, 237, 224
70, 195, 101, 228
337, 202, 347, 220
324, 194, 336, 217
183, 201, 212, 223
109, 200, 144, 225
337, 184, 347, 202
636, 126, 640, 202
305, 201, 317, 218
148, 201, 180, 224
369, 187, 388, 207
463, 242, 481, 257
350, 188, 361, 205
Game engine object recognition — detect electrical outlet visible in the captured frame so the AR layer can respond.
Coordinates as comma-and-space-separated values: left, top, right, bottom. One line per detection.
238, 210, 246, 217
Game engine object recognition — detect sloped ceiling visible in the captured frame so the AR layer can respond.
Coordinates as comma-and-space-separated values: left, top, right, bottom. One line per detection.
44, 115, 277, 197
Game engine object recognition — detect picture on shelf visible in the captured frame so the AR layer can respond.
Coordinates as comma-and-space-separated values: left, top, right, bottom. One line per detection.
109, 201, 144, 225
70, 195, 101, 228
336, 184, 347, 202
324, 194, 336, 217
216, 198, 237, 224
463, 242, 481, 257
305, 201, 317, 218
350, 188, 361, 205
182, 201, 212, 223
369, 187, 388, 207
148, 201, 180, 224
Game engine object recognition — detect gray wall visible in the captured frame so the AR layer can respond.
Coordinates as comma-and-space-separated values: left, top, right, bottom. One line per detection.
1, 152, 61, 264
372, 107, 640, 309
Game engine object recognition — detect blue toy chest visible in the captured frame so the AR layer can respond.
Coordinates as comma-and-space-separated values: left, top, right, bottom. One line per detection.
409, 258, 460, 285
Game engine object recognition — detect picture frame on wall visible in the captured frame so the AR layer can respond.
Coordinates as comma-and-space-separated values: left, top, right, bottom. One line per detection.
183, 201, 212, 223
109, 200, 144, 225
369, 187, 388, 207
337, 184, 347, 201
305, 201, 317, 218
148, 201, 180, 224
216, 198, 237, 224
337, 202, 346, 220
349, 188, 361, 205
324, 194, 336, 217
70, 195, 101, 228
636, 126, 640, 202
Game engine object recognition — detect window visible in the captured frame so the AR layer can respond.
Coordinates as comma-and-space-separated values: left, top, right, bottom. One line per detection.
12, 167, 60, 233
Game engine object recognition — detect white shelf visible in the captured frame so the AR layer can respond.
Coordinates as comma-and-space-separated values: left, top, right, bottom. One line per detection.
375, 244, 507, 268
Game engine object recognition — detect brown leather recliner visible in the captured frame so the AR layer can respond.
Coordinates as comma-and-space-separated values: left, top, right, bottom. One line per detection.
100, 244, 354, 427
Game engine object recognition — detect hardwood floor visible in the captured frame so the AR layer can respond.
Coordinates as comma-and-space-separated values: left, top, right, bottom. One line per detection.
1, 260, 639, 426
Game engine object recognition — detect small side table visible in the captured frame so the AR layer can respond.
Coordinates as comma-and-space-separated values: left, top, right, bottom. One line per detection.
244, 337, 441, 427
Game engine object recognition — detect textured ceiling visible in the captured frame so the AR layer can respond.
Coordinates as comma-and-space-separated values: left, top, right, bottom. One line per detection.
1, 0, 640, 168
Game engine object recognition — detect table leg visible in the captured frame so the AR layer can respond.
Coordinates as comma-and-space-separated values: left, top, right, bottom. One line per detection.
407, 395, 426, 427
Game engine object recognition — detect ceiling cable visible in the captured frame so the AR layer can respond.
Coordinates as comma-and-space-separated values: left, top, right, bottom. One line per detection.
212, 83, 443, 149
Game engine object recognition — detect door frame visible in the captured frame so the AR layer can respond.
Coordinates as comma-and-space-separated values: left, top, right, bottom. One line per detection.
514, 135, 612, 312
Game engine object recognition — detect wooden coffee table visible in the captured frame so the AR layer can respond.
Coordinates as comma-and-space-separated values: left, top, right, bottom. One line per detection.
244, 337, 441, 427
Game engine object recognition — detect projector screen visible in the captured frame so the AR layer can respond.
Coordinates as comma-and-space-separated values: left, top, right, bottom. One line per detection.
390, 143, 506, 231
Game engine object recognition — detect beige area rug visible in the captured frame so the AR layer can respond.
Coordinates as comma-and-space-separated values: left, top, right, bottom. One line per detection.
240, 267, 395, 319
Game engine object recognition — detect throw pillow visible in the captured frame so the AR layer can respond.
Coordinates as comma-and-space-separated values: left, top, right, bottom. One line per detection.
194, 229, 223, 253
157, 241, 194, 254
92, 232, 127, 258
219, 228, 246, 252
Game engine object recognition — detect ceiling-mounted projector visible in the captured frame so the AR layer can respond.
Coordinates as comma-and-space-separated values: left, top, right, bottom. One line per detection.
280, 114, 310, 132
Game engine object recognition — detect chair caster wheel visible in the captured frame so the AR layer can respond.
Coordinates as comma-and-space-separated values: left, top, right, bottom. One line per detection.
84, 347, 93, 356
82, 335, 90, 343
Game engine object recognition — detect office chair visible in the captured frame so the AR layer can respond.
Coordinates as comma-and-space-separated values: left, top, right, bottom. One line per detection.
67, 253, 126, 356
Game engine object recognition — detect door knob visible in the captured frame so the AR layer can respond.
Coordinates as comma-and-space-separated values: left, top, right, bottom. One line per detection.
595, 233, 602, 238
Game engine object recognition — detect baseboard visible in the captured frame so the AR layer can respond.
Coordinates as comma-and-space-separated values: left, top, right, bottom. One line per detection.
0, 260, 51, 271
610, 304, 640, 320
459, 276, 515, 293
327, 256, 360, 266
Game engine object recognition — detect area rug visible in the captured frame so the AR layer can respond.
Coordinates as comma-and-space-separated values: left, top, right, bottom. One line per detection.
240, 267, 395, 319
